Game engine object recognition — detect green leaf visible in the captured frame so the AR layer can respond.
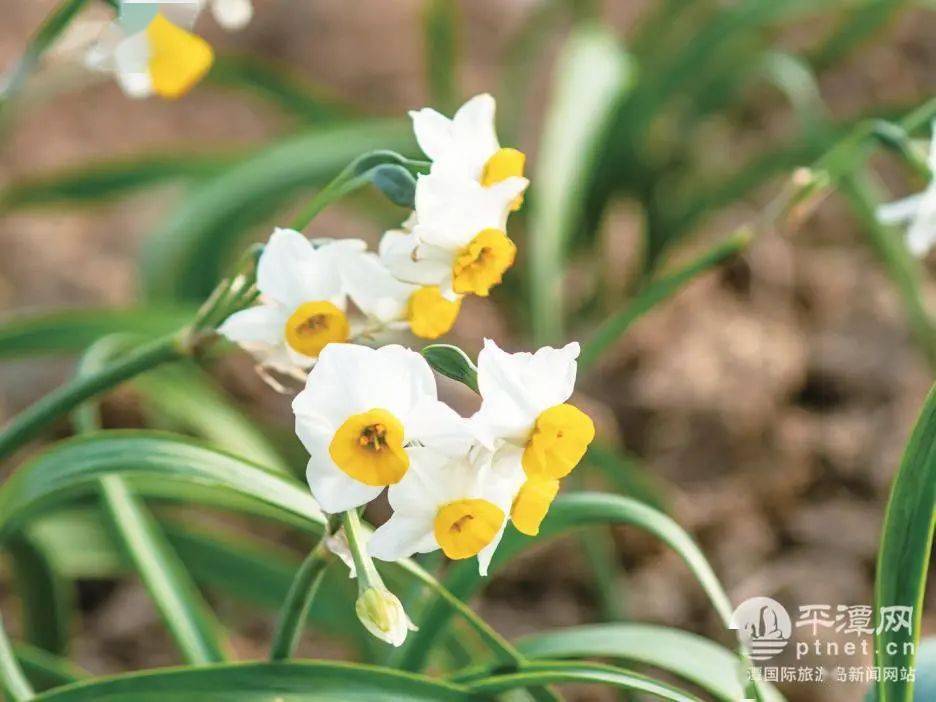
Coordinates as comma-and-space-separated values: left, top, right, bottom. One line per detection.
810, 0, 910, 70
140, 121, 416, 301
134, 362, 290, 474
99, 476, 229, 664
401, 492, 737, 673
28, 661, 474, 701
584, 443, 669, 512
27, 508, 125, 579
0, 431, 325, 540
5, 533, 72, 655
513, 624, 778, 702
421, 344, 478, 392
0, 612, 33, 702
874, 383, 936, 702
422, 0, 459, 111
467, 660, 701, 701
0, 154, 234, 212
206, 55, 353, 123
0, 308, 193, 359
578, 229, 750, 372
14, 643, 86, 692
528, 22, 632, 344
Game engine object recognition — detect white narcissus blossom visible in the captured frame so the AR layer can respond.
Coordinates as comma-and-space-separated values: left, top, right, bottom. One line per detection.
339, 247, 462, 340
877, 126, 936, 257
379, 171, 528, 297
470, 339, 595, 536
292, 344, 471, 513
219, 228, 361, 375
368, 446, 518, 575
410, 93, 527, 209
85, 2, 213, 99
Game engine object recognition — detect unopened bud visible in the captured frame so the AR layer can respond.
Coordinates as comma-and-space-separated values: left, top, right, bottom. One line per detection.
355, 587, 417, 647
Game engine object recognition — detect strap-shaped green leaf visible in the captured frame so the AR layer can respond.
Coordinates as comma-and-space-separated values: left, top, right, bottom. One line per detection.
6, 534, 72, 656
874, 384, 936, 702
27, 661, 473, 701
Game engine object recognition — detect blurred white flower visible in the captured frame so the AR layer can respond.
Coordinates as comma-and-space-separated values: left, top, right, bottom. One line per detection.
292, 344, 471, 513
219, 229, 360, 375
368, 446, 517, 575
379, 171, 527, 297
411, 93, 526, 210
355, 587, 417, 647
471, 339, 595, 536
85, 3, 212, 99
877, 126, 936, 257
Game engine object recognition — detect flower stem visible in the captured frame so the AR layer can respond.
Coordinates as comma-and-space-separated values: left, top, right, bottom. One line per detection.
342, 509, 383, 589
268, 538, 333, 660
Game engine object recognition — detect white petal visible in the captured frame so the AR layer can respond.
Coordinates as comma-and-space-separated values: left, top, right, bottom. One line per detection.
476, 522, 506, 577
257, 229, 344, 307
211, 0, 253, 30
877, 193, 924, 226
341, 250, 414, 324
379, 229, 452, 288
299, 421, 383, 513
112, 30, 151, 98
450, 93, 500, 179
409, 108, 454, 161
387, 446, 471, 515
218, 304, 286, 345
368, 514, 438, 562
406, 397, 473, 456
159, 1, 204, 30
906, 186, 936, 257
473, 339, 580, 445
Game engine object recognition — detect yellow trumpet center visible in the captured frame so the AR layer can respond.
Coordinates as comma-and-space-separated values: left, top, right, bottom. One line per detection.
406, 286, 462, 339
481, 147, 526, 211
510, 477, 560, 536
451, 228, 516, 297
284, 301, 350, 357
522, 403, 595, 480
146, 13, 214, 100
329, 409, 409, 486
434, 499, 504, 560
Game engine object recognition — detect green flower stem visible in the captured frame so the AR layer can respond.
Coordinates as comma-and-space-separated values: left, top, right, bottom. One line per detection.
269, 528, 335, 660
0, 611, 33, 702
342, 509, 384, 590
0, 332, 188, 460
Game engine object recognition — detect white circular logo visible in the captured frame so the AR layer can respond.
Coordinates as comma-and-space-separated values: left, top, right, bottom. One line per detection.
729, 597, 792, 661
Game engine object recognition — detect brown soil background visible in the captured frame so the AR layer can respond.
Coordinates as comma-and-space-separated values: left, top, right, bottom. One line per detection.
1, 1, 935, 701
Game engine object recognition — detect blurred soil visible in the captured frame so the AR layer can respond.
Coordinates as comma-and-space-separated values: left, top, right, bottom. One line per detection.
1, 2, 935, 701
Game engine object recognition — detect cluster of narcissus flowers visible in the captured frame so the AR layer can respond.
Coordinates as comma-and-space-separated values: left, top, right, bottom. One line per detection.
220, 94, 528, 377
220, 95, 591, 644
85, 0, 253, 99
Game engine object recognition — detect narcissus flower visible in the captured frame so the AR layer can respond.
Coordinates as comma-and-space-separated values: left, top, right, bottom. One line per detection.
292, 344, 470, 513
85, 3, 213, 99
219, 229, 360, 374
410, 93, 527, 210
368, 447, 516, 575
472, 340, 595, 536
380, 171, 528, 297
877, 127, 936, 257
340, 248, 462, 340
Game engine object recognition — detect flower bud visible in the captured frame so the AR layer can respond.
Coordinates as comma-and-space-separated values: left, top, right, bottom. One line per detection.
355, 587, 417, 647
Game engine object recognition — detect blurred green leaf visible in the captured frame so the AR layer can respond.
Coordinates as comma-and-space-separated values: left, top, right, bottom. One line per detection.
513, 623, 780, 702
466, 660, 700, 701
0, 431, 325, 540
810, 0, 910, 70
528, 23, 632, 344
584, 444, 669, 512
5, 534, 72, 656
421, 344, 478, 392
0, 154, 235, 212
99, 475, 229, 665
422, 0, 459, 111
874, 383, 936, 702
141, 121, 415, 301
26, 661, 474, 701
0, 612, 33, 702
14, 644, 86, 692
27, 508, 124, 579
578, 229, 750, 372
0, 308, 193, 359
207, 55, 353, 123
135, 362, 290, 475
